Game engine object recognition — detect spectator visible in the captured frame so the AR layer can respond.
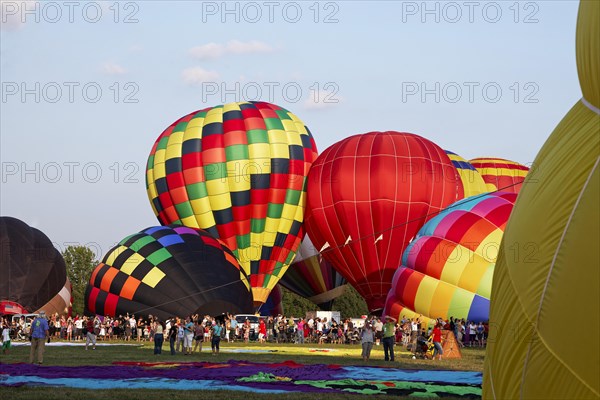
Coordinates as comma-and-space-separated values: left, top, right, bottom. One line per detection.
183, 316, 194, 355
85, 317, 97, 350
360, 321, 375, 362
382, 316, 396, 361
2, 321, 12, 354
258, 318, 267, 343
168, 319, 178, 355
432, 323, 444, 360
154, 320, 165, 355
29, 311, 49, 364
296, 318, 305, 344
193, 320, 204, 353
211, 321, 223, 355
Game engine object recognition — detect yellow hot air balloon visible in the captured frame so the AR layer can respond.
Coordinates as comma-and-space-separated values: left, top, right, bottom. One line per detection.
483, 2, 599, 399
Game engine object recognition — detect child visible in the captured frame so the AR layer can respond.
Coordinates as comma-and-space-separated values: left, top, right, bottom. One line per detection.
2, 323, 11, 354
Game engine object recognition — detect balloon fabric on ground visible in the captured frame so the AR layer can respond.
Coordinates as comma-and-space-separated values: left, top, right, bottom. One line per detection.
85, 225, 253, 320
279, 235, 347, 311
145, 101, 319, 306
304, 131, 463, 313
469, 158, 529, 194
384, 192, 517, 323
483, 2, 599, 399
0, 216, 72, 316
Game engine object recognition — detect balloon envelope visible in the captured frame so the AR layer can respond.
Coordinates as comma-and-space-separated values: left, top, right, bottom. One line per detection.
146, 101, 318, 306
305, 131, 462, 312
85, 225, 253, 320
383, 192, 517, 322
279, 235, 346, 310
0, 216, 71, 315
483, 2, 599, 398
445, 150, 487, 197
469, 157, 529, 194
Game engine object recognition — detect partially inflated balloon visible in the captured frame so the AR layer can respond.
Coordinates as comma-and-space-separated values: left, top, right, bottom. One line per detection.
305, 132, 462, 312
383, 192, 516, 322
279, 236, 346, 310
483, 2, 599, 398
469, 157, 529, 194
85, 225, 253, 320
146, 102, 318, 306
259, 284, 283, 317
0, 217, 71, 315
446, 151, 487, 197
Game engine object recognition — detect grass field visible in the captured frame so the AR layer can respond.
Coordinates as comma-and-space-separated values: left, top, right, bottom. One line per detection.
0, 340, 486, 399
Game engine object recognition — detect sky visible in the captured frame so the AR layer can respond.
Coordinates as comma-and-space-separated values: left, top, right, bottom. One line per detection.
0, 0, 582, 259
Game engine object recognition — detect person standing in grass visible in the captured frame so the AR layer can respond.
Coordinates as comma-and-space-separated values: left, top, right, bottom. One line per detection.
360, 321, 375, 362
153, 320, 165, 355
193, 320, 204, 353
85, 316, 97, 350
183, 316, 194, 355
2, 321, 11, 354
211, 321, 223, 355
29, 311, 49, 364
168, 319, 178, 355
382, 316, 397, 361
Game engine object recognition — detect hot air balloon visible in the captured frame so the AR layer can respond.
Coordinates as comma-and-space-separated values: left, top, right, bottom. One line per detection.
146, 101, 318, 306
483, 2, 599, 398
445, 150, 488, 197
0, 217, 72, 316
469, 157, 529, 194
259, 284, 284, 317
279, 235, 347, 310
304, 132, 462, 312
383, 192, 517, 323
84, 225, 253, 321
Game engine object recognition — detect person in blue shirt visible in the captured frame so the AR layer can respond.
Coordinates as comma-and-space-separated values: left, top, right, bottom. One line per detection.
211, 321, 223, 355
29, 311, 49, 364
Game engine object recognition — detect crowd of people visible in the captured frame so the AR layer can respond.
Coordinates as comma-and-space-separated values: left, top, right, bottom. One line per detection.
1, 312, 489, 363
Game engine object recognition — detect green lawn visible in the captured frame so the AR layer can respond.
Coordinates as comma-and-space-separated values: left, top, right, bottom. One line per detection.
0, 340, 485, 399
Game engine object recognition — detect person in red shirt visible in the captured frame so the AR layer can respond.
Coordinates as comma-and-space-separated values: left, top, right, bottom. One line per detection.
432, 323, 444, 360
258, 319, 267, 343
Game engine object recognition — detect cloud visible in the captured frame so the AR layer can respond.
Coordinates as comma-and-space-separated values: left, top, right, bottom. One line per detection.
303, 90, 342, 110
189, 40, 274, 60
181, 67, 220, 85
102, 62, 127, 75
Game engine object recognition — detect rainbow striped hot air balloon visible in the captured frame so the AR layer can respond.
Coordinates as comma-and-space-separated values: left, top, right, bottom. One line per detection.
383, 192, 517, 322
469, 157, 529, 194
145, 101, 318, 306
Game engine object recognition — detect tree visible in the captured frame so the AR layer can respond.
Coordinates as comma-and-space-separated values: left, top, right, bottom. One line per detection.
331, 284, 369, 319
280, 286, 317, 318
63, 245, 97, 316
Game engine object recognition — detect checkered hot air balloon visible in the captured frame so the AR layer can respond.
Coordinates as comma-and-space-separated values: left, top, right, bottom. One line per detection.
146, 101, 318, 306
304, 132, 463, 313
84, 225, 253, 320
469, 157, 529, 194
383, 192, 517, 322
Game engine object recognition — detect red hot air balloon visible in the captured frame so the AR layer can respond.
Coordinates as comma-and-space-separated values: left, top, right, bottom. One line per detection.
304, 132, 462, 312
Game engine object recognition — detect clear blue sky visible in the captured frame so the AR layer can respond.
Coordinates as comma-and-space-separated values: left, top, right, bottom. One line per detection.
0, 1, 582, 258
